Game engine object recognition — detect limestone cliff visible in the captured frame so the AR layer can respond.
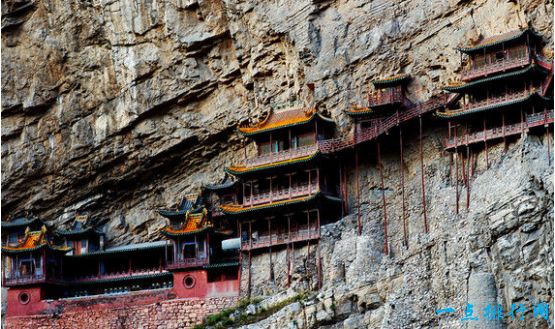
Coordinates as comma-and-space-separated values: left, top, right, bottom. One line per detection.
1, 0, 553, 328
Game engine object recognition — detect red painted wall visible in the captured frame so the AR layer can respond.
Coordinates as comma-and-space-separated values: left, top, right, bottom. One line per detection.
6, 287, 47, 317
172, 269, 240, 298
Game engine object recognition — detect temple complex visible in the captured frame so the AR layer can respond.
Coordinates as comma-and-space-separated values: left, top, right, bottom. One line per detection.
223, 106, 342, 294
1, 28, 553, 328
437, 28, 554, 212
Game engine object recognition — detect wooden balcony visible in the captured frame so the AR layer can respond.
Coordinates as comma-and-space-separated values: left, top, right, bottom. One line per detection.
462, 88, 538, 112
70, 267, 167, 282
242, 182, 318, 207
241, 228, 320, 251
462, 54, 530, 82
445, 111, 554, 150
244, 144, 318, 168
368, 87, 404, 108
165, 257, 209, 270
3, 273, 47, 286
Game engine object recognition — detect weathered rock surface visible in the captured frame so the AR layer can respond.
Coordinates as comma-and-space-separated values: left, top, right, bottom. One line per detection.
1, 0, 553, 328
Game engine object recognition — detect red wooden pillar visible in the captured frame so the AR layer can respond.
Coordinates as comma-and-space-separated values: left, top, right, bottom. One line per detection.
399, 127, 407, 247
545, 107, 551, 165
419, 116, 428, 233
454, 127, 459, 214
355, 148, 361, 235
466, 146, 471, 210
268, 218, 273, 281
377, 140, 388, 255
287, 215, 291, 286
484, 118, 489, 169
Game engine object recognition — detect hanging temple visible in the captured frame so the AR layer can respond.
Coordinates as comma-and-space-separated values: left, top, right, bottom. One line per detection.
2, 28, 553, 318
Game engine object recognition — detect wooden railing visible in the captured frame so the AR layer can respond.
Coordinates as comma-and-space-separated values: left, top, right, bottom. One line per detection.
368, 87, 404, 107
445, 111, 554, 150
3, 273, 46, 286
463, 89, 538, 112
70, 267, 166, 282
462, 54, 530, 81
317, 94, 450, 153
243, 182, 318, 207
243, 144, 318, 168
241, 227, 320, 251
166, 257, 209, 270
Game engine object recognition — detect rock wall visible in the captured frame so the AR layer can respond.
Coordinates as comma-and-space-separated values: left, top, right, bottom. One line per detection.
4, 289, 237, 329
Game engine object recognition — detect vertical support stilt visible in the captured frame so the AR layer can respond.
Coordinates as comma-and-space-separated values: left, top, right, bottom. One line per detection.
339, 160, 344, 217
399, 127, 407, 247
247, 250, 252, 298
316, 241, 322, 290
484, 118, 489, 169
377, 140, 388, 255
306, 239, 311, 289
355, 148, 361, 235
268, 218, 273, 282
455, 129, 459, 214
546, 108, 551, 165
287, 215, 291, 286
466, 147, 470, 210
343, 163, 349, 213
419, 116, 428, 233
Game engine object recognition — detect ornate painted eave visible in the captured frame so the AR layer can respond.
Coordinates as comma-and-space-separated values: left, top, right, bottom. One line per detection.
203, 262, 240, 269
220, 194, 318, 215
71, 272, 173, 286
224, 151, 321, 176
238, 108, 334, 137
371, 74, 410, 88
435, 93, 548, 119
2, 243, 71, 255
443, 64, 546, 93
160, 226, 210, 237
219, 192, 340, 216
204, 180, 238, 192
67, 241, 169, 258
457, 29, 541, 54
345, 106, 374, 117
56, 227, 104, 239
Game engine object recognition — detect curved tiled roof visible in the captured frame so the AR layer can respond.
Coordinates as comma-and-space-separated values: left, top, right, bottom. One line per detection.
443, 64, 546, 93
225, 151, 321, 176
219, 193, 319, 215
435, 92, 543, 119
239, 108, 334, 137
457, 29, 541, 54
345, 106, 374, 117
2, 228, 71, 254
371, 74, 410, 88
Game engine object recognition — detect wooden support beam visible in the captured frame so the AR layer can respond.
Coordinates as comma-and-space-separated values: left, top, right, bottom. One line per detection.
455, 130, 459, 214
268, 218, 274, 282
419, 116, 428, 233
287, 215, 291, 286
343, 162, 349, 213
399, 127, 407, 247
247, 250, 252, 298
339, 160, 344, 217
316, 241, 322, 290
355, 148, 361, 235
377, 140, 388, 255
484, 118, 489, 169
466, 146, 470, 210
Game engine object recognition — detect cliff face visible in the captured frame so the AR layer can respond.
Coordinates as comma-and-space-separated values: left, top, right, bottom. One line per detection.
1, 0, 553, 327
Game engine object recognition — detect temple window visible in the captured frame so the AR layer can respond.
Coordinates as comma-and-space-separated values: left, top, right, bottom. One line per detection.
182, 242, 196, 259
80, 239, 88, 254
